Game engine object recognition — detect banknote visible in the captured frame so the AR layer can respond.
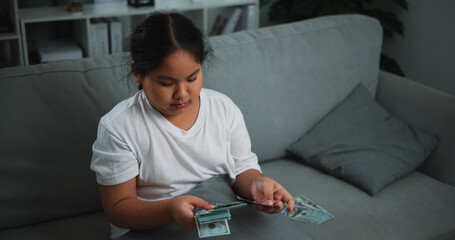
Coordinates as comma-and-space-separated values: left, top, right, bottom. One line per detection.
282, 194, 334, 225
196, 209, 231, 224
196, 201, 246, 225
215, 202, 247, 209
295, 194, 334, 225
195, 201, 248, 238
236, 196, 283, 207
195, 217, 230, 238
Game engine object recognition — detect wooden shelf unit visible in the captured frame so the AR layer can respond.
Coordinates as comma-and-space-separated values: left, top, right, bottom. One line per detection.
0, 0, 23, 68
18, 0, 259, 65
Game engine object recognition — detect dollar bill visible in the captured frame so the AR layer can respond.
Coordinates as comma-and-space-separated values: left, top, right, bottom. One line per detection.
195, 201, 246, 225
196, 209, 231, 224
295, 194, 334, 225
195, 217, 231, 238
236, 196, 283, 207
194, 201, 248, 238
286, 205, 309, 218
282, 194, 334, 225
215, 202, 247, 209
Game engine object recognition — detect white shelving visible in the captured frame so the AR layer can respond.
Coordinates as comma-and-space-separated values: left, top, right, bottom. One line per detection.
0, 0, 23, 67
17, 0, 259, 65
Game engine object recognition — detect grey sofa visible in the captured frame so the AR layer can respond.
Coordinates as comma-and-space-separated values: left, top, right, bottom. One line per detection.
1, 14, 454, 240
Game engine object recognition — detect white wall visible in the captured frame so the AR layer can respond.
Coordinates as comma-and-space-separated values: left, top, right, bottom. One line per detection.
260, 0, 455, 96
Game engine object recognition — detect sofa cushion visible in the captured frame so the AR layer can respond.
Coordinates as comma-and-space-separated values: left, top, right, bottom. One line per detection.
121, 175, 314, 240
286, 84, 438, 195
0, 54, 134, 229
0, 211, 110, 240
261, 158, 455, 240
202, 14, 383, 162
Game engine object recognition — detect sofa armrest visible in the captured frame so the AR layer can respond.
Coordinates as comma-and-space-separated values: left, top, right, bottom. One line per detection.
375, 70, 455, 187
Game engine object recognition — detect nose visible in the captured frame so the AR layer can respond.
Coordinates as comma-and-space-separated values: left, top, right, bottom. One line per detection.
173, 82, 188, 100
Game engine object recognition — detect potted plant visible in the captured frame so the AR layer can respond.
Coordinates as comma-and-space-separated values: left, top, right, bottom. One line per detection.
261, 0, 408, 76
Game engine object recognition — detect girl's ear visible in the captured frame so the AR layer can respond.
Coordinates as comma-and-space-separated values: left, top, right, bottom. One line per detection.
130, 61, 142, 85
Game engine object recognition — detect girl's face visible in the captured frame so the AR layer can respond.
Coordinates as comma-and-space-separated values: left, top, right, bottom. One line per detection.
133, 50, 203, 119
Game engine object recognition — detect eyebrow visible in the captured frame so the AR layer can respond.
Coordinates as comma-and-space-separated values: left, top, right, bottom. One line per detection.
157, 69, 200, 81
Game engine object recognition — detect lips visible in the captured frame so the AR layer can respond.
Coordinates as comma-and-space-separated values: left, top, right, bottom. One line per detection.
171, 102, 187, 109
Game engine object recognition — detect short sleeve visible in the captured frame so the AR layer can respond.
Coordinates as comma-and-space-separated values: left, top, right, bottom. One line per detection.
90, 118, 139, 186
229, 104, 262, 175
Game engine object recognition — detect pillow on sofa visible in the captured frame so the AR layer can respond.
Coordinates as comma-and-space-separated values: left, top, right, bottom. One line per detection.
286, 84, 438, 195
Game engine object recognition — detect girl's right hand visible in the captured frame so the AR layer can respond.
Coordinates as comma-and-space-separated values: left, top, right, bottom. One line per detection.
168, 195, 215, 230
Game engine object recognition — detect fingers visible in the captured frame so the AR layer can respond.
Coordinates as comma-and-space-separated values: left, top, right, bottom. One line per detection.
254, 203, 284, 214
251, 177, 295, 213
189, 196, 215, 210
171, 195, 215, 230
272, 184, 295, 212
281, 190, 295, 212
260, 179, 276, 206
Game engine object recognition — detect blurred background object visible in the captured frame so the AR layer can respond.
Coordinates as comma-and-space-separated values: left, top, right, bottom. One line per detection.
260, 0, 408, 77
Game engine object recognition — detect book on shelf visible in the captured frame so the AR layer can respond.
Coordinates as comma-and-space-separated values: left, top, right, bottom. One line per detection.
221, 7, 243, 35
35, 40, 83, 63
210, 14, 227, 36
104, 17, 123, 54
89, 20, 97, 57
89, 19, 109, 57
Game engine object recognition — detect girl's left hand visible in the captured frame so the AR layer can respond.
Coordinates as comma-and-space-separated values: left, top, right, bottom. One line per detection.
250, 176, 295, 214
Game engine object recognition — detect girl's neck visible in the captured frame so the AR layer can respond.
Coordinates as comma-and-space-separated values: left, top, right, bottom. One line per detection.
165, 96, 200, 131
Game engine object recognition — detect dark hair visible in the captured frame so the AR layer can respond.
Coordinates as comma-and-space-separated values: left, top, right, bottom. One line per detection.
130, 12, 213, 90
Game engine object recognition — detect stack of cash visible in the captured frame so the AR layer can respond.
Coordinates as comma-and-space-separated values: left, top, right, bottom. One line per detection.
194, 202, 246, 238
194, 195, 333, 238
281, 194, 334, 225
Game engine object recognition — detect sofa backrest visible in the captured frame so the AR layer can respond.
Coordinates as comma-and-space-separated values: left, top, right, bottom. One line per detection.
203, 14, 382, 162
0, 56, 133, 229
0, 14, 382, 229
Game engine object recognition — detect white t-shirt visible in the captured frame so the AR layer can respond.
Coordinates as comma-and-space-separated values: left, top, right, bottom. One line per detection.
90, 88, 261, 202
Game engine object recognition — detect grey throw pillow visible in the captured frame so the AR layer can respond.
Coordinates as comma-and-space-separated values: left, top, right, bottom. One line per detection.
287, 84, 438, 195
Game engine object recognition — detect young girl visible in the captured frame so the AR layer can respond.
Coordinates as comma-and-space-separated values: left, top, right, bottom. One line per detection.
90, 12, 295, 238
